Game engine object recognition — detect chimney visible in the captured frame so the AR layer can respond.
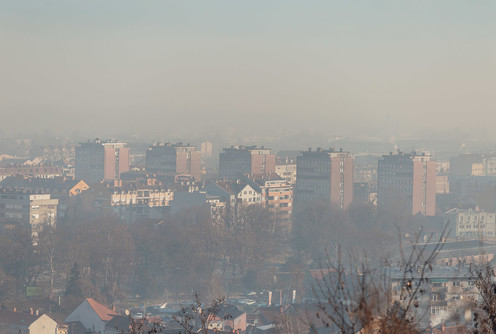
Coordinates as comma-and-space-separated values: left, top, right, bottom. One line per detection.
13, 308, 16, 312
36, 309, 39, 316
30, 308, 33, 315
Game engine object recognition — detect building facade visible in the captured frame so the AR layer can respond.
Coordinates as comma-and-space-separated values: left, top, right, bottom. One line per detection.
0, 165, 62, 181
146, 143, 202, 182
390, 267, 477, 327
295, 148, 353, 209
377, 152, 436, 216
75, 139, 130, 184
275, 163, 297, 185
453, 209, 496, 240
0, 189, 58, 231
257, 176, 293, 226
219, 146, 276, 179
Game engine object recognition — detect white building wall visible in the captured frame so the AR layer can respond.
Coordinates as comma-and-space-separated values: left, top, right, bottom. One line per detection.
456, 210, 496, 239
29, 315, 57, 334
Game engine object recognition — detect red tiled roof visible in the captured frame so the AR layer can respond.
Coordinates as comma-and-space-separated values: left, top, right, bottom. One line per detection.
86, 298, 119, 321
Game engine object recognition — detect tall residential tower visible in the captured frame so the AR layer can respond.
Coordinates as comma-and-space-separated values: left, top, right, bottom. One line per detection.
219, 146, 276, 179
146, 143, 202, 182
295, 148, 354, 209
377, 152, 436, 216
75, 139, 130, 184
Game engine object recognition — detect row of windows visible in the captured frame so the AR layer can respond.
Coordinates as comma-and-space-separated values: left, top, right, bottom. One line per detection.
458, 224, 488, 229
431, 306, 447, 315
242, 197, 260, 202
459, 215, 493, 222
379, 179, 413, 185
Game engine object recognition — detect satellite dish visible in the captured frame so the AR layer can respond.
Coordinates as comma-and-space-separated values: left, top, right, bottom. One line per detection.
125, 309, 130, 316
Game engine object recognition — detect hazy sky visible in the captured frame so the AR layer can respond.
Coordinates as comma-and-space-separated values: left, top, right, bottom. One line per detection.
0, 1, 495, 140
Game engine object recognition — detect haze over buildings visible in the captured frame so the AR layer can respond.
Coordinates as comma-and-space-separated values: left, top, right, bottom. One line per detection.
1, 2, 496, 332
0, 1, 495, 140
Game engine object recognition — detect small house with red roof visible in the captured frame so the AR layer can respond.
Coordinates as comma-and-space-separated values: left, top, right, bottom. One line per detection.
65, 298, 120, 334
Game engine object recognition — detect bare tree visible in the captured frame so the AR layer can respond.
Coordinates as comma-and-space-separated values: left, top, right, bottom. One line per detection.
311, 226, 448, 334
173, 293, 225, 334
471, 263, 496, 334
36, 221, 57, 300
221, 203, 279, 282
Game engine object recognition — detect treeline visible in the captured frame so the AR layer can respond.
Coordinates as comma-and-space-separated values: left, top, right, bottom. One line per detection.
0, 204, 282, 311
0, 199, 432, 313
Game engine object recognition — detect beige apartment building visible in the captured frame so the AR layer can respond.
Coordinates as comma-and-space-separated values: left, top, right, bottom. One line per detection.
275, 163, 296, 185
0, 189, 58, 231
111, 187, 174, 207
453, 208, 496, 240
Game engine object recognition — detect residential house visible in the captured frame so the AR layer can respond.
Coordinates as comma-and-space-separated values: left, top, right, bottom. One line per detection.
65, 298, 120, 334
208, 304, 246, 332
204, 180, 262, 207
240, 174, 293, 228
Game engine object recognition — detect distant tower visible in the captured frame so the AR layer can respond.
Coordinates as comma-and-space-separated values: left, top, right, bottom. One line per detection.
377, 152, 436, 216
219, 146, 276, 179
295, 148, 354, 209
200, 141, 213, 159
75, 139, 130, 184
146, 143, 202, 182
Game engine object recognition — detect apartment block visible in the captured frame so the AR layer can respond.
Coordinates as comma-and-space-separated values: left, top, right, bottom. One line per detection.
0, 189, 58, 231
75, 139, 130, 184
146, 143, 202, 182
295, 148, 353, 209
449, 154, 483, 177
219, 146, 275, 179
275, 162, 297, 185
256, 176, 292, 226
377, 152, 436, 216
449, 208, 496, 240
